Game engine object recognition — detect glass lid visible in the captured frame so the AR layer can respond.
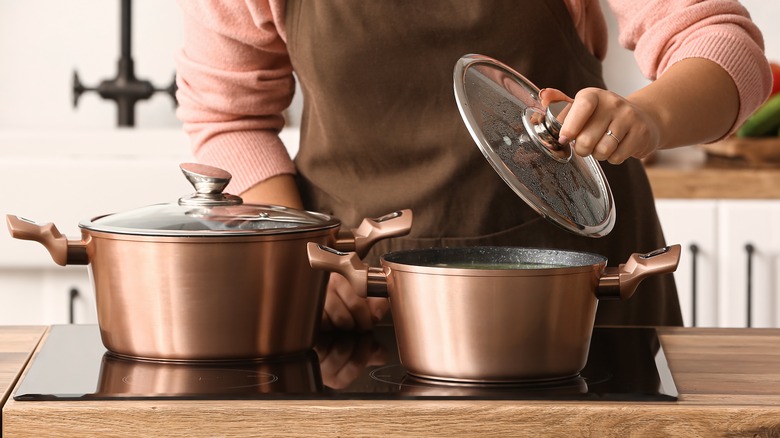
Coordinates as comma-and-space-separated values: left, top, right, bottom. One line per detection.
453, 54, 615, 237
80, 163, 340, 236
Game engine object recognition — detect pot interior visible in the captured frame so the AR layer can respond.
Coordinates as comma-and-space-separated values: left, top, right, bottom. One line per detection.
382, 246, 605, 270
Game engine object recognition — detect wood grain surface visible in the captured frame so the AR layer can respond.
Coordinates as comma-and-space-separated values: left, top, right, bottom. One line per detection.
644, 146, 780, 199
0, 326, 45, 406
2, 326, 780, 437
699, 136, 780, 165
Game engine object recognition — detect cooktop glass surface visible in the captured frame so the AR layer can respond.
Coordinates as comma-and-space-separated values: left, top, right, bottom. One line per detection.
14, 324, 677, 401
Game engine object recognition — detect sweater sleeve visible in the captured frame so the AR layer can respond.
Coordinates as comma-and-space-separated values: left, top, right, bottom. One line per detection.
607, 0, 772, 137
175, 0, 296, 195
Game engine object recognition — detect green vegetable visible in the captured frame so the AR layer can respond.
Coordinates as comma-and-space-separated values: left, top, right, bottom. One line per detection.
738, 93, 780, 137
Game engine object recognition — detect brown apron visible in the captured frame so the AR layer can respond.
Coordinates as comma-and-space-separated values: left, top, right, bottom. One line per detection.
285, 0, 683, 326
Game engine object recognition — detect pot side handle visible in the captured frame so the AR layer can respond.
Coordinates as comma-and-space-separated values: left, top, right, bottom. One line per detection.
5, 215, 88, 266
334, 209, 413, 258
307, 242, 389, 298
598, 244, 681, 301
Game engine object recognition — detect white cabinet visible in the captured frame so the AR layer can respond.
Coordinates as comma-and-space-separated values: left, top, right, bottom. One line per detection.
656, 199, 780, 328
0, 267, 96, 325
717, 201, 780, 328
655, 200, 719, 327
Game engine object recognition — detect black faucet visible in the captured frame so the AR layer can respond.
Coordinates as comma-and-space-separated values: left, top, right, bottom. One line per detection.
73, 0, 177, 127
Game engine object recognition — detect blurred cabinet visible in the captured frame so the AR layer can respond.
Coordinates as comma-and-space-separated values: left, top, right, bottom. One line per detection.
656, 199, 780, 328
0, 267, 96, 324
655, 200, 718, 327
717, 201, 780, 328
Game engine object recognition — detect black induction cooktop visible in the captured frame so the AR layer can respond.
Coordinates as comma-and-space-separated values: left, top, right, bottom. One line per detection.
14, 324, 677, 401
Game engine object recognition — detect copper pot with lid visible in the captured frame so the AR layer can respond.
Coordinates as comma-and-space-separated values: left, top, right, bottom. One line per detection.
6, 163, 413, 361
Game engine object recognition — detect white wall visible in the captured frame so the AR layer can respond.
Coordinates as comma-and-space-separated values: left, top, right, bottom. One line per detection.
1, 1, 777, 131
0, 0, 183, 129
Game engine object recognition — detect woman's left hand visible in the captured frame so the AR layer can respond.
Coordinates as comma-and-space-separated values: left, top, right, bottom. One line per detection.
540, 88, 662, 164
320, 273, 390, 332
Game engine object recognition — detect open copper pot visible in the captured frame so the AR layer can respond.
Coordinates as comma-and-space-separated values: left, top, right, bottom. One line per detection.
6, 163, 412, 361
308, 243, 680, 383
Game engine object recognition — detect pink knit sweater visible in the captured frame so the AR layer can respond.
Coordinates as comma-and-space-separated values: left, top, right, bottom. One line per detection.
175, 0, 772, 195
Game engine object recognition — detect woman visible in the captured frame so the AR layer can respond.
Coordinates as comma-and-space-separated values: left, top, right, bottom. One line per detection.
175, 0, 772, 330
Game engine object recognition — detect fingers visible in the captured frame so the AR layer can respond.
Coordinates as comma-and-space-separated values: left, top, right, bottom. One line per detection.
548, 87, 659, 164
367, 297, 390, 325
539, 88, 572, 107
322, 274, 368, 331
597, 129, 625, 163
560, 89, 611, 158
321, 274, 389, 332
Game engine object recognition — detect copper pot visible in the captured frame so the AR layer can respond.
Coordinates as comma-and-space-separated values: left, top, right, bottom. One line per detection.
6, 163, 412, 361
308, 243, 680, 383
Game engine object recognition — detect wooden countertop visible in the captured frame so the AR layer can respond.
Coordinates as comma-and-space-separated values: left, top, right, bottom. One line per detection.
3, 326, 780, 437
643, 146, 780, 199
0, 326, 45, 408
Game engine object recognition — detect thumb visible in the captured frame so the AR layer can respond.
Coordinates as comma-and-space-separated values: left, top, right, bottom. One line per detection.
539, 88, 573, 107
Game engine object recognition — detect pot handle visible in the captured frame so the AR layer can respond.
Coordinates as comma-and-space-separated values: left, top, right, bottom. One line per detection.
597, 244, 681, 300
5, 215, 89, 266
334, 209, 413, 258
307, 243, 388, 298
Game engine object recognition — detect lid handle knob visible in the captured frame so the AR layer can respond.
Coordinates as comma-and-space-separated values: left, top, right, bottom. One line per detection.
522, 101, 572, 163
179, 163, 243, 206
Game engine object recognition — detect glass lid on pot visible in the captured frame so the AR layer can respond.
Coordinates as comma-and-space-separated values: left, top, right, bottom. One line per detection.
80, 163, 340, 236
453, 54, 615, 237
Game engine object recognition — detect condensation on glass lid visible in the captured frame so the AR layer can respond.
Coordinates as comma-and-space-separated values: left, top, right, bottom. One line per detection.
453, 54, 615, 237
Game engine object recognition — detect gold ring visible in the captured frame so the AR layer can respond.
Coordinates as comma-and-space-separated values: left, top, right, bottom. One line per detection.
605, 129, 621, 144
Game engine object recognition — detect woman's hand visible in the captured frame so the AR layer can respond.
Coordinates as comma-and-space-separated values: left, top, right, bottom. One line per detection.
321, 273, 390, 331
241, 174, 390, 332
539, 88, 661, 164
539, 58, 742, 163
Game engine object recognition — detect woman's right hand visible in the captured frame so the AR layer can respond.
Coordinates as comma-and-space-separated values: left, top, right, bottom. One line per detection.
539, 87, 662, 165
538, 58, 743, 163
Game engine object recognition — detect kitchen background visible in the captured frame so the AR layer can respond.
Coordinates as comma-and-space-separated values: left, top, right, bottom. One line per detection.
1, 1, 778, 326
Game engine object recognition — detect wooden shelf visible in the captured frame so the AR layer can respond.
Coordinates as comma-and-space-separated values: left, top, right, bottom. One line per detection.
644, 146, 780, 199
